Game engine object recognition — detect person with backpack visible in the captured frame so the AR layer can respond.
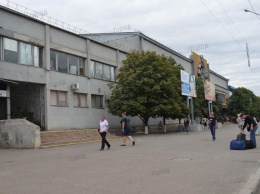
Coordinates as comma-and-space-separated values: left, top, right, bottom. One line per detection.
240, 114, 258, 148
208, 112, 218, 141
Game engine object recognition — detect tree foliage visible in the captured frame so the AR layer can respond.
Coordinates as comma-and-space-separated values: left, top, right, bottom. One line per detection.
193, 78, 208, 118
227, 87, 260, 117
108, 51, 190, 126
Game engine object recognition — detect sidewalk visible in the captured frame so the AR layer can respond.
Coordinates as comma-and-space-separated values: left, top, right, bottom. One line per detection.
0, 123, 260, 194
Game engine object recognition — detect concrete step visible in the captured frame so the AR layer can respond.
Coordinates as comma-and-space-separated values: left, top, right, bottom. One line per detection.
40, 129, 121, 148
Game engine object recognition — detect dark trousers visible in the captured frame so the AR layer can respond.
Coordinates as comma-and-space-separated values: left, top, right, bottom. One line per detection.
210, 126, 216, 140
100, 132, 110, 149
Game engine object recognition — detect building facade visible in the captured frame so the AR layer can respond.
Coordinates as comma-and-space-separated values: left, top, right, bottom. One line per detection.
0, 5, 229, 131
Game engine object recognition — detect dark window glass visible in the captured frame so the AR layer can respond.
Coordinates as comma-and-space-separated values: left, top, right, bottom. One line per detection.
50, 50, 57, 71
58, 52, 68, 73
79, 58, 84, 76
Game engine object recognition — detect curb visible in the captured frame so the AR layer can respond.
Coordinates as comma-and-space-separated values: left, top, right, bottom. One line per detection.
239, 165, 260, 194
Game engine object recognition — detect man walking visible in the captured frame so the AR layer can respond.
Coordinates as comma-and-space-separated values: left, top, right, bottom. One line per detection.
208, 112, 218, 141
120, 112, 135, 146
99, 116, 111, 151
183, 117, 189, 135
240, 114, 258, 148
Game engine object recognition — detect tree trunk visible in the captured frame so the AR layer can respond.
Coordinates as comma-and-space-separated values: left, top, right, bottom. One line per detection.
137, 115, 150, 126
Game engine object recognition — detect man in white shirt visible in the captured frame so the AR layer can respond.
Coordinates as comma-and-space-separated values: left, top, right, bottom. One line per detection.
99, 116, 111, 151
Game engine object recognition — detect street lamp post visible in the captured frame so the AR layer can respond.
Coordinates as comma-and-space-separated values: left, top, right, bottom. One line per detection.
244, 9, 260, 16
197, 55, 212, 116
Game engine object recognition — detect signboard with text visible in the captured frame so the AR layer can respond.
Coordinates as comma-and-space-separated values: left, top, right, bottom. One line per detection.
0, 90, 7, 97
180, 70, 197, 97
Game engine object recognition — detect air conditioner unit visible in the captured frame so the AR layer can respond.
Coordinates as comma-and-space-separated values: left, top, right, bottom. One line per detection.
71, 83, 79, 90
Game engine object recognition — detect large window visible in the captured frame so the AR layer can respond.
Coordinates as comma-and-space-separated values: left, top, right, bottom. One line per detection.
73, 93, 87, 107
69, 55, 78, 75
50, 90, 68, 107
90, 60, 116, 81
3, 38, 18, 63
91, 95, 104, 108
34, 46, 40, 67
50, 50, 85, 75
2, 37, 42, 67
50, 50, 57, 70
58, 52, 68, 73
20, 42, 33, 65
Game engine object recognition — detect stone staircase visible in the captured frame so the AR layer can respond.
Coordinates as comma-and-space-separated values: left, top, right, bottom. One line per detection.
40, 124, 186, 148
40, 129, 121, 148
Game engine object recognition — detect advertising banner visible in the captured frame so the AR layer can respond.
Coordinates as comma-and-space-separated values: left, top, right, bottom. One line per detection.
181, 70, 190, 96
204, 80, 216, 101
180, 70, 197, 97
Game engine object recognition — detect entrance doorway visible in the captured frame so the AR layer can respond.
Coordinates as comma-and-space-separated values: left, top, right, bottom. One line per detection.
10, 82, 45, 130
0, 83, 7, 120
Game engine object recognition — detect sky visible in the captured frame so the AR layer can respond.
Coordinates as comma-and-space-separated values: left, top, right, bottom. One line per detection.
1, 0, 260, 95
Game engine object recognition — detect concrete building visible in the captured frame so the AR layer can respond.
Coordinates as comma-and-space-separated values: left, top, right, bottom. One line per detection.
85, 32, 230, 115
209, 70, 229, 108
0, 5, 167, 131
0, 4, 229, 132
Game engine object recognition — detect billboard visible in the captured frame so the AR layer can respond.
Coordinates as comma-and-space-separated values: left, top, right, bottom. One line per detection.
204, 80, 216, 101
217, 92, 226, 106
192, 51, 210, 79
180, 70, 197, 97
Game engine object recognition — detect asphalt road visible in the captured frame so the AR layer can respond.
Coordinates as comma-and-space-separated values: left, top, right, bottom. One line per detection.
0, 123, 260, 194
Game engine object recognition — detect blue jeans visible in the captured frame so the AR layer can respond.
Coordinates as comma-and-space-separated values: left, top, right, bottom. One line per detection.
184, 125, 189, 133
210, 125, 216, 140
250, 125, 258, 147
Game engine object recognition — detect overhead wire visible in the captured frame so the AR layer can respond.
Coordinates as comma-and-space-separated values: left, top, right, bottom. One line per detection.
199, 0, 245, 52
200, 0, 260, 71
247, 0, 260, 22
215, 0, 258, 70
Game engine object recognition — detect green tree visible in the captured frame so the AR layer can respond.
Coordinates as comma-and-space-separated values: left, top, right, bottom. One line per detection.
227, 87, 260, 117
108, 51, 190, 126
193, 78, 208, 118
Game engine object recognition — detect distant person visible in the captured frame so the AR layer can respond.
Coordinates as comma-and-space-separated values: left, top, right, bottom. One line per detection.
98, 116, 111, 151
236, 113, 244, 133
240, 114, 258, 148
201, 117, 208, 130
120, 112, 135, 146
158, 120, 163, 130
208, 112, 218, 141
183, 117, 189, 134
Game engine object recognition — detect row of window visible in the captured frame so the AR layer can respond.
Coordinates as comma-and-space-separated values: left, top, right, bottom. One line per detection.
50, 50, 85, 76
0, 36, 117, 82
50, 90, 104, 108
90, 60, 116, 81
0, 37, 42, 67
